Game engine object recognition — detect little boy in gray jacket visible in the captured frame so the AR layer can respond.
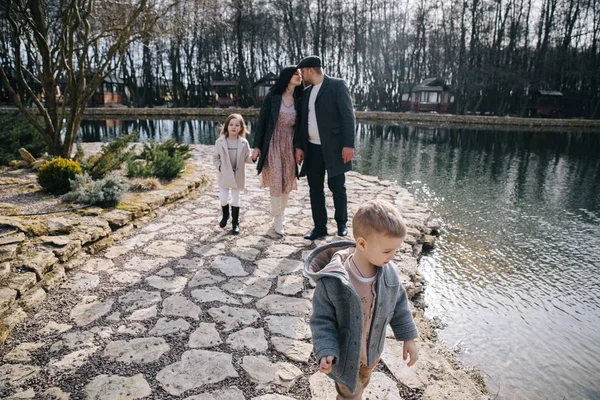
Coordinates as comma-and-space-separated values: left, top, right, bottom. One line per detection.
304, 199, 419, 399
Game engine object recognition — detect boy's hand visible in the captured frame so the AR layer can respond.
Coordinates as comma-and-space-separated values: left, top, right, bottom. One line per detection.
319, 356, 335, 373
403, 340, 419, 367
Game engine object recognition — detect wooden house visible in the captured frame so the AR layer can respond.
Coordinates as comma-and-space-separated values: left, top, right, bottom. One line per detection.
91, 74, 125, 106
253, 73, 277, 105
210, 80, 239, 108
401, 78, 455, 113
529, 90, 562, 118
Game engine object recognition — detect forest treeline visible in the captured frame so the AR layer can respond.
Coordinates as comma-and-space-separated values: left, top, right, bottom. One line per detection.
2, 0, 599, 118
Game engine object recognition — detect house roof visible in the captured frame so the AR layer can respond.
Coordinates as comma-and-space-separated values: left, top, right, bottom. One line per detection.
211, 80, 239, 87
413, 85, 444, 92
253, 73, 278, 87
537, 90, 563, 96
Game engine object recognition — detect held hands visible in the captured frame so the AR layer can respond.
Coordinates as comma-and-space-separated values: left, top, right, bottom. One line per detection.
342, 147, 354, 163
295, 148, 304, 165
403, 339, 419, 367
319, 355, 335, 373
252, 148, 261, 162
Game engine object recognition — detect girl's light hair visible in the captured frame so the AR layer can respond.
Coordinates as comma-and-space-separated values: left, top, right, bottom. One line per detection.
353, 199, 407, 239
219, 114, 248, 138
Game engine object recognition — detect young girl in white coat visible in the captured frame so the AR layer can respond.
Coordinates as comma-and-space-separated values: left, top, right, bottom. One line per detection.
213, 114, 253, 234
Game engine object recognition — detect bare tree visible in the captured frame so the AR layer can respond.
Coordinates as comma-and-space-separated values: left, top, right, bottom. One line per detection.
0, 0, 174, 158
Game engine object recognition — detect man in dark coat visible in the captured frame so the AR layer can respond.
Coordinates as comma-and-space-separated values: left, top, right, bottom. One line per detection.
294, 56, 356, 240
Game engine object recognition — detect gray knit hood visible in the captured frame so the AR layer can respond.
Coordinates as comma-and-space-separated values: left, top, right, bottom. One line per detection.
304, 240, 356, 282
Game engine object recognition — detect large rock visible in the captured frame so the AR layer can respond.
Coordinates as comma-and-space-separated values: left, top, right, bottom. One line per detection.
240, 355, 303, 389
4, 342, 45, 362
49, 346, 99, 375
221, 276, 272, 298
382, 339, 487, 399
62, 273, 100, 291
271, 336, 313, 363
50, 331, 96, 352
162, 294, 202, 320
254, 258, 303, 277
256, 295, 312, 317
0, 363, 40, 390
265, 316, 312, 340
0, 232, 25, 246
211, 256, 248, 277
226, 327, 268, 352
144, 240, 187, 258
127, 305, 157, 321
18, 148, 36, 164
149, 318, 191, 336
145, 275, 188, 293
18, 287, 47, 312
191, 287, 240, 305
70, 298, 114, 326
185, 387, 245, 400
208, 305, 260, 331
7, 272, 37, 295
0, 287, 17, 314
101, 210, 133, 229
188, 323, 222, 348
188, 270, 226, 288
84, 374, 152, 400
156, 350, 238, 396
103, 337, 169, 364
118, 289, 162, 311
276, 275, 304, 295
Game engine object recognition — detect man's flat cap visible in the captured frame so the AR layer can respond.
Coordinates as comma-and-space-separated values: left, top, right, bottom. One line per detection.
297, 56, 322, 69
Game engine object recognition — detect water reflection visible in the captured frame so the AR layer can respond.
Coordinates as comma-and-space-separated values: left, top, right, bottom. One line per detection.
353, 124, 600, 399
79, 118, 257, 145
78, 119, 600, 399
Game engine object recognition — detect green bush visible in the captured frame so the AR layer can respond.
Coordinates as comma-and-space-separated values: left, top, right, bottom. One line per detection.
85, 133, 137, 180
62, 172, 130, 207
37, 157, 82, 194
0, 113, 47, 165
127, 140, 191, 180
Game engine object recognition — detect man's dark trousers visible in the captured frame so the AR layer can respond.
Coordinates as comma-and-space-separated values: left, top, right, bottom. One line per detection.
306, 142, 347, 232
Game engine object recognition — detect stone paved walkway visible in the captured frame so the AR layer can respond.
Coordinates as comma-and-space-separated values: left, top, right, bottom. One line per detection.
0, 145, 487, 399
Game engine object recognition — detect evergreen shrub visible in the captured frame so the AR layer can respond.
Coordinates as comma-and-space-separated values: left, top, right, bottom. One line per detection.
127, 140, 191, 180
85, 133, 137, 179
62, 172, 130, 207
37, 157, 82, 194
0, 113, 47, 165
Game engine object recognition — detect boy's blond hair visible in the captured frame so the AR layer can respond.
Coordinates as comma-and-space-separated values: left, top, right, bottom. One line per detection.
352, 199, 407, 239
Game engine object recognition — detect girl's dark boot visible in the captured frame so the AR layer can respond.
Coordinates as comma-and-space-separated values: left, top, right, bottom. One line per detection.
231, 206, 240, 235
219, 205, 229, 228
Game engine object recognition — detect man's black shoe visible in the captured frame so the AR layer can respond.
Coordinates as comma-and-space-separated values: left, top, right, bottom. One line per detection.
337, 225, 348, 236
303, 229, 327, 241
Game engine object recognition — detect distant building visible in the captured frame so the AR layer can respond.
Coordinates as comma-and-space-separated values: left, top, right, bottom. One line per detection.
401, 78, 455, 113
529, 90, 563, 118
210, 80, 239, 108
253, 73, 277, 105
91, 74, 125, 106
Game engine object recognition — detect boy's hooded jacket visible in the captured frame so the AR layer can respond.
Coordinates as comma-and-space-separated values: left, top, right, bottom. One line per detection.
304, 240, 418, 394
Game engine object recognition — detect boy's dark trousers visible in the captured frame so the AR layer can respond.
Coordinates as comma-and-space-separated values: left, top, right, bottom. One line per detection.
334, 359, 379, 400
306, 142, 348, 232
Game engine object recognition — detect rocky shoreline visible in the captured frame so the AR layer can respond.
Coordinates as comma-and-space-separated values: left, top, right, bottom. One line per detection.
0, 144, 489, 399
1, 106, 599, 132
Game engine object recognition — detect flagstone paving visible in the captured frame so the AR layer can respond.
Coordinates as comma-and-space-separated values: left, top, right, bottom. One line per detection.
0, 145, 488, 399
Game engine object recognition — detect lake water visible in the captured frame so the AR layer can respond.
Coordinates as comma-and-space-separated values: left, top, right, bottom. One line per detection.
79, 118, 600, 399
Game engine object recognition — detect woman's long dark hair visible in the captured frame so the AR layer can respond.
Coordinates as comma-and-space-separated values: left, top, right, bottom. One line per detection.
269, 66, 303, 100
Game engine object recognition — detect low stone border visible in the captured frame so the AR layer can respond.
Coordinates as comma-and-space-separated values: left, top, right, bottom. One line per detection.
1, 106, 599, 131
0, 163, 211, 342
